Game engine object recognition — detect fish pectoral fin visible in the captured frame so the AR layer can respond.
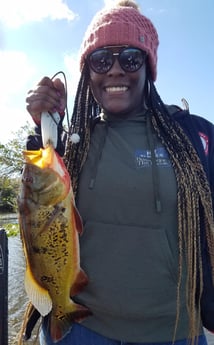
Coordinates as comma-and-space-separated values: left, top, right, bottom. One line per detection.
25, 265, 52, 317
70, 269, 89, 296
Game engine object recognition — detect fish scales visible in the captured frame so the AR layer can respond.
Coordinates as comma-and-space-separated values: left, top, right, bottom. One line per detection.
18, 145, 91, 342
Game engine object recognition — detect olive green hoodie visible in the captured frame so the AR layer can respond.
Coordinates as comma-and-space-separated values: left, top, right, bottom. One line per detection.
75, 110, 201, 342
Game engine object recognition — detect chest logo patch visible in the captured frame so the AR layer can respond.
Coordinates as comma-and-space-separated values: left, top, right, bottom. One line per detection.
135, 147, 171, 168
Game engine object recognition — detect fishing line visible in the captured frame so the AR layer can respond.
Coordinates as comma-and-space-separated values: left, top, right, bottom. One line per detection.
50, 71, 80, 144
49, 71, 70, 136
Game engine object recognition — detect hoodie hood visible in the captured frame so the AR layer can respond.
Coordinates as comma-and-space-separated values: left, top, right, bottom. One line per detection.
89, 109, 162, 213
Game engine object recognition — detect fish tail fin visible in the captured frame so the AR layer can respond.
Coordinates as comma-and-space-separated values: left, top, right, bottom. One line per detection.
49, 302, 92, 342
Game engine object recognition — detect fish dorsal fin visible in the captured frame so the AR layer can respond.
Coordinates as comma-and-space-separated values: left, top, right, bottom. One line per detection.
25, 264, 52, 317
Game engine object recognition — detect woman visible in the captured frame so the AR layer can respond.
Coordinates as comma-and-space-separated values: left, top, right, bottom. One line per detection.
25, 1, 214, 344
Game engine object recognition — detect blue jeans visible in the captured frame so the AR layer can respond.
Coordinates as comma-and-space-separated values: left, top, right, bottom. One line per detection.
40, 322, 208, 345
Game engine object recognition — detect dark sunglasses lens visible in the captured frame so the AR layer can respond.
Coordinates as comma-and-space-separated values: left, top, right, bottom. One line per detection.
120, 48, 145, 72
89, 49, 113, 73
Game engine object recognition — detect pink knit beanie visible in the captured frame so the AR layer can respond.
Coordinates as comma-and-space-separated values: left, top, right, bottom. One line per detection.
79, 0, 159, 81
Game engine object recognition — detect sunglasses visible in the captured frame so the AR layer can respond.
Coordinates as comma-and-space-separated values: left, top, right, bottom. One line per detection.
87, 47, 147, 74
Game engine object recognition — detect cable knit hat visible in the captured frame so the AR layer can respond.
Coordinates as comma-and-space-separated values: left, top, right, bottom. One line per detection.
79, 0, 159, 81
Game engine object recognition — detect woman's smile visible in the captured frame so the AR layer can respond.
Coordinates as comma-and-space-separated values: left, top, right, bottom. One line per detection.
105, 85, 129, 93
89, 48, 147, 116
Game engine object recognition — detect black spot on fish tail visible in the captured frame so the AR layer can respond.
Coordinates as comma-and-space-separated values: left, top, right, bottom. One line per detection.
49, 304, 92, 342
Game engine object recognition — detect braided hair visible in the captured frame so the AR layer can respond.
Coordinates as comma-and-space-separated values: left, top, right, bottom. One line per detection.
147, 79, 214, 340
64, 64, 100, 195
64, 62, 214, 341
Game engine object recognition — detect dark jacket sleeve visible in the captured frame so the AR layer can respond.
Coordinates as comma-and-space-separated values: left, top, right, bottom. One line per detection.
174, 108, 214, 331
26, 118, 66, 157
196, 117, 214, 332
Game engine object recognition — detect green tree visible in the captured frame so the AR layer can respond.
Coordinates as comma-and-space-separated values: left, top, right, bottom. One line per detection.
0, 177, 19, 212
0, 122, 34, 177
0, 122, 34, 212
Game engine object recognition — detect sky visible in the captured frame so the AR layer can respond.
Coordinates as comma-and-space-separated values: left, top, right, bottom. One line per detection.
0, 0, 213, 144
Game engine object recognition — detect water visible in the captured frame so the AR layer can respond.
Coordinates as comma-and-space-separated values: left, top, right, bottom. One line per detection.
8, 235, 40, 345
6, 236, 214, 345
0, 214, 18, 225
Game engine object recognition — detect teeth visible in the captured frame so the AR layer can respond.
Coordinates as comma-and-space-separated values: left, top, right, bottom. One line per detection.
105, 86, 128, 92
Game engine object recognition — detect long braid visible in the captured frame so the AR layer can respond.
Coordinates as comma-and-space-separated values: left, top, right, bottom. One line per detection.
63, 64, 100, 196
147, 78, 214, 341
64, 62, 214, 341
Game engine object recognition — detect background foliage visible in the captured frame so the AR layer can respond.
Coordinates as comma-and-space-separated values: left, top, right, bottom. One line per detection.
0, 123, 34, 213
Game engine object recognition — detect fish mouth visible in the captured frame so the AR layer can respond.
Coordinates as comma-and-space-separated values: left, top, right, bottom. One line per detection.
105, 86, 129, 93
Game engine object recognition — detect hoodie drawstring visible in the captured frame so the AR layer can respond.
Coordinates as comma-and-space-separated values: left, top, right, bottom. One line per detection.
89, 123, 108, 189
146, 114, 162, 213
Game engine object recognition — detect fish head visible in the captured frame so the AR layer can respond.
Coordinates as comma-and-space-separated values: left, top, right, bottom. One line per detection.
21, 145, 71, 206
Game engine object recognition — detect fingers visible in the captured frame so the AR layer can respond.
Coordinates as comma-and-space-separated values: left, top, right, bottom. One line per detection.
26, 76, 66, 124
53, 78, 65, 96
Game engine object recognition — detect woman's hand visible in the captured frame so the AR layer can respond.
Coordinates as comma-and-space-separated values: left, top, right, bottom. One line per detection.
26, 76, 66, 124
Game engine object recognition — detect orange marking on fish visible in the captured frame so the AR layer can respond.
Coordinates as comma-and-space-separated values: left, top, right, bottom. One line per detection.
18, 145, 91, 342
